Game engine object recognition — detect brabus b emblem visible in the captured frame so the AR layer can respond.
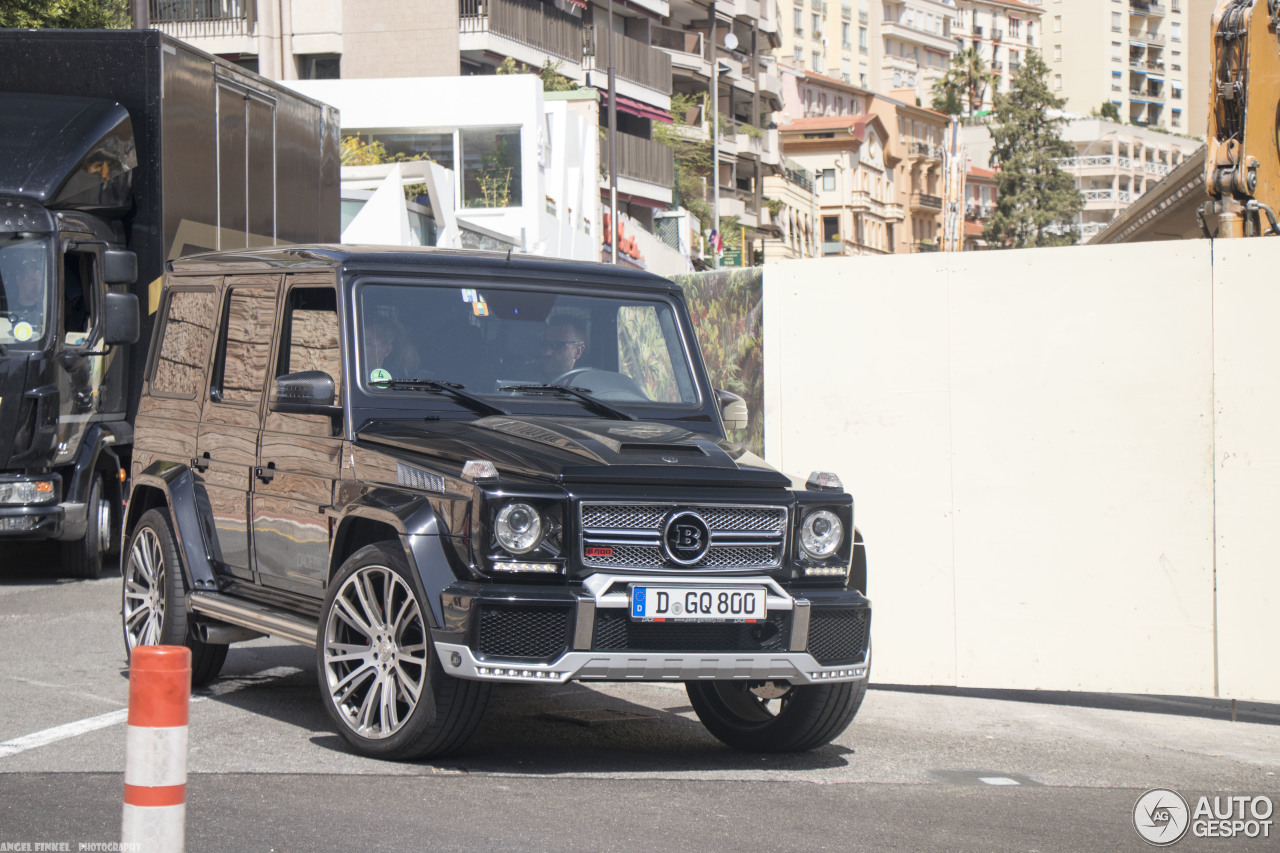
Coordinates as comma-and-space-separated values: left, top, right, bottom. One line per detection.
662, 511, 711, 566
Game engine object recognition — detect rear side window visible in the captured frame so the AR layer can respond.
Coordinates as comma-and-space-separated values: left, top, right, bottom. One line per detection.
151, 289, 217, 399
280, 286, 341, 397
211, 285, 276, 405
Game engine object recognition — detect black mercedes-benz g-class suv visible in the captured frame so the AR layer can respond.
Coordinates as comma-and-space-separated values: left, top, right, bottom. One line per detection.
121, 246, 870, 760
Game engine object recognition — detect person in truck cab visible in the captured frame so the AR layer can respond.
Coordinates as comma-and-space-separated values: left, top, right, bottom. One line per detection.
537, 313, 586, 382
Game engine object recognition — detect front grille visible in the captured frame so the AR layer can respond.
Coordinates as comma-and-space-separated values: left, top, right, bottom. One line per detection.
580, 502, 788, 571
807, 608, 870, 666
592, 610, 791, 652
476, 605, 571, 660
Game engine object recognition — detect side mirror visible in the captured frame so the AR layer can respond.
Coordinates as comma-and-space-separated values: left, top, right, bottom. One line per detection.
103, 249, 137, 284
716, 388, 748, 432
102, 292, 139, 345
270, 371, 341, 416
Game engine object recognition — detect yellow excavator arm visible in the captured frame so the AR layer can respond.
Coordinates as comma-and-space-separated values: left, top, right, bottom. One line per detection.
1204, 0, 1280, 237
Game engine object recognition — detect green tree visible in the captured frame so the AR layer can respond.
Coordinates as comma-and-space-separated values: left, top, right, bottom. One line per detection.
495, 56, 578, 92
931, 46, 995, 117
984, 51, 1082, 248
1097, 101, 1121, 122
0, 0, 130, 28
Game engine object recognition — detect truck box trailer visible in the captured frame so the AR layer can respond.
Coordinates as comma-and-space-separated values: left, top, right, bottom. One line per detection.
0, 28, 339, 577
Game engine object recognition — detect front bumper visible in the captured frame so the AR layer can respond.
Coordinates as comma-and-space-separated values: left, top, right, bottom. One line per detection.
0, 503, 67, 539
434, 573, 871, 685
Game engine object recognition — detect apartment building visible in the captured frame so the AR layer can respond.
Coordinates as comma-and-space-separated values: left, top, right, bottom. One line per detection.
761, 157, 820, 260
1032, 0, 1200, 133
949, 0, 1043, 113
145, 0, 785, 264
963, 164, 996, 249
1057, 118, 1202, 242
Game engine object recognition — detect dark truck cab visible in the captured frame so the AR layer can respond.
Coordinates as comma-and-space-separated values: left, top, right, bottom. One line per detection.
123, 246, 870, 759
0, 30, 338, 577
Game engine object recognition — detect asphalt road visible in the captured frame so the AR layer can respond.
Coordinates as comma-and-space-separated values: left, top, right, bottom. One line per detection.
0, 553, 1277, 852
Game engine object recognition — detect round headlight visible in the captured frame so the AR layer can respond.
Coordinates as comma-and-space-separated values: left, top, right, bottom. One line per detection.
799, 509, 843, 559
495, 502, 543, 554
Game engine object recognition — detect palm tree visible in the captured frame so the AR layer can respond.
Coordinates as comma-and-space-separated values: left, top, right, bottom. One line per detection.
934, 46, 996, 117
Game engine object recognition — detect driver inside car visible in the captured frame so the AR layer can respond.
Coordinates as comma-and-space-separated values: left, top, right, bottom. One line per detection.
537, 314, 586, 382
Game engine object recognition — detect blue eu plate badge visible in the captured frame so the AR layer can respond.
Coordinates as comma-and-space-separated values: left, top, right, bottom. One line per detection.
631, 587, 646, 618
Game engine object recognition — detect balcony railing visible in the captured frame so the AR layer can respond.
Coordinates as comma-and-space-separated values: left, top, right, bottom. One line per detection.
651, 26, 702, 57
910, 192, 942, 210
459, 0, 581, 64
991, 29, 1004, 40
1144, 162, 1172, 176
782, 156, 813, 191
149, 0, 255, 37
587, 25, 673, 94
603, 133, 675, 188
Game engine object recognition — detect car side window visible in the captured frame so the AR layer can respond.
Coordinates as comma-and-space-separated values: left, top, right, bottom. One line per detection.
210, 284, 276, 405
279, 286, 341, 398
150, 288, 217, 399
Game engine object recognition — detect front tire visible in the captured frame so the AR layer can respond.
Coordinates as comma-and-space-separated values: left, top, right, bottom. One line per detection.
317, 542, 492, 761
686, 677, 867, 753
63, 474, 108, 580
120, 508, 228, 686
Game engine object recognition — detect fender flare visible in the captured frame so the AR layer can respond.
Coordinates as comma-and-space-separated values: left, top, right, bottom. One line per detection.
332, 491, 461, 628
58, 423, 123, 541
127, 462, 217, 590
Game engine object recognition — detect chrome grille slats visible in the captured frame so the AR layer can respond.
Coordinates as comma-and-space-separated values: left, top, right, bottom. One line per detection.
579, 501, 788, 571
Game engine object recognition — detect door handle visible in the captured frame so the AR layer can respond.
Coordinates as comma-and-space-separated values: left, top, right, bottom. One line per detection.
254, 463, 276, 484
191, 453, 210, 472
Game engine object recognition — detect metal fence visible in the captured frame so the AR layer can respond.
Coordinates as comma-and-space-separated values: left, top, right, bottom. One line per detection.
603, 132, 674, 188
586, 26, 672, 95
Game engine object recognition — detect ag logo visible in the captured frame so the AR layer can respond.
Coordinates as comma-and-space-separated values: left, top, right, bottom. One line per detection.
1134, 788, 1190, 846
661, 510, 711, 566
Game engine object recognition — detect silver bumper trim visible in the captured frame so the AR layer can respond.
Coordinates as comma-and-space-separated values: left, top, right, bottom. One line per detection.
435, 641, 870, 685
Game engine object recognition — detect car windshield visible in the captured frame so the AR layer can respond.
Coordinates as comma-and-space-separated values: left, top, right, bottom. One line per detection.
0, 234, 52, 347
357, 282, 700, 409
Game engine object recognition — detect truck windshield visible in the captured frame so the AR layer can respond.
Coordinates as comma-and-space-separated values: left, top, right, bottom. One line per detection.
358, 282, 700, 409
0, 235, 51, 347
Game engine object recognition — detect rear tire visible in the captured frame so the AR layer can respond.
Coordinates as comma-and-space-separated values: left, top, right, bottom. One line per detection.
63, 474, 108, 580
121, 507, 228, 686
317, 542, 492, 761
686, 677, 867, 753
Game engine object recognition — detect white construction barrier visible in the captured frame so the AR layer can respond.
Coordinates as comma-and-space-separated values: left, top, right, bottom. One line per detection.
764, 238, 1277, 703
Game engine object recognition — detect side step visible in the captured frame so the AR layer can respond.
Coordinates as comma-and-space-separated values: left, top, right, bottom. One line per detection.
189, 591, 318, 649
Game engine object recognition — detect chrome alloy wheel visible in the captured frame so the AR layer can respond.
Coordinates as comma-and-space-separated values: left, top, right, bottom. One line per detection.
122, 525, 165, 649
92, 493, 111, 556
322, 565, 428, 740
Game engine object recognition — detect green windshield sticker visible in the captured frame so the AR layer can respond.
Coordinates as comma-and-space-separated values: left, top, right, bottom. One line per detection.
369, 368, 392, 384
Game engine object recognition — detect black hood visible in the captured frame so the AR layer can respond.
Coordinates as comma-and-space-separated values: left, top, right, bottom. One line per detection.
355, 416, 792, 488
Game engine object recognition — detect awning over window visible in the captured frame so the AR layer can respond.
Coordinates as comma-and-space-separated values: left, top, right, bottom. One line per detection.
601, 91, 674, 124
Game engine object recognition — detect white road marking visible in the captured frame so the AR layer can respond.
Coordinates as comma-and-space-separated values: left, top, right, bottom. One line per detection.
0, 665, 302, 760
979, 777, 1021, 786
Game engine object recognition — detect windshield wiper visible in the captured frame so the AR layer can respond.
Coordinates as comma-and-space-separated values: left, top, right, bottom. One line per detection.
370, 378, 508, 417
498, 384, 636, 421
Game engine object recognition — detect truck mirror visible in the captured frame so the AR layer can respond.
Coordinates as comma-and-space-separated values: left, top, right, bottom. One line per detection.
103, 249, 137, 284
270, 371, 340, 416
716, 389, 749, 432
102, 292, 139, 345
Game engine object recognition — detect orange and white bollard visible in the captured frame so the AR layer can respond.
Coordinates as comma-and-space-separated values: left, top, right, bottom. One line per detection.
122, 645, 191, 853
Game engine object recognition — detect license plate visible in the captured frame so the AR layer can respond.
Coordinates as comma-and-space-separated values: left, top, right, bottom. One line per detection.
629, 586, 765, 622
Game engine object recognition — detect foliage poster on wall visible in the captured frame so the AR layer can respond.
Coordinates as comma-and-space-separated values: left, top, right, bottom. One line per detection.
672, 267, 764, 457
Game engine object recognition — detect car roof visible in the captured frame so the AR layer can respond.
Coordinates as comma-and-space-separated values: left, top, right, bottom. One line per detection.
167, 244, 683, 296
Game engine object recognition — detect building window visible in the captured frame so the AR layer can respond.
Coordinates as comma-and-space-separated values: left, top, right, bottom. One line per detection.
813, 51, 823, 72
1171, 22, 1181, 42
794, 46, 804, 66
859, 26, 868, 51
1172, 109, 1182, 127
1053, 73, 1062, 90
461, 127, 522, 209
812, 13, 821, 35
795, 8, 803, 33
1054, 44, 1062, 62
1112, 41, 1121, 61
821, 169, 836, 190
1111, 11, 1121, 32
297, 54, 340, 80
843, 22, 851, 47
1053, 15, 1061, 32
1009, 18, 1020, 37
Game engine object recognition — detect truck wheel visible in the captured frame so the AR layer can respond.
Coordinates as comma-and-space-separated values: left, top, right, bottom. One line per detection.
317, 542, 492, 761
686, 678, 867, 753
63, 474, 109, 580
121, 508, 228, 686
